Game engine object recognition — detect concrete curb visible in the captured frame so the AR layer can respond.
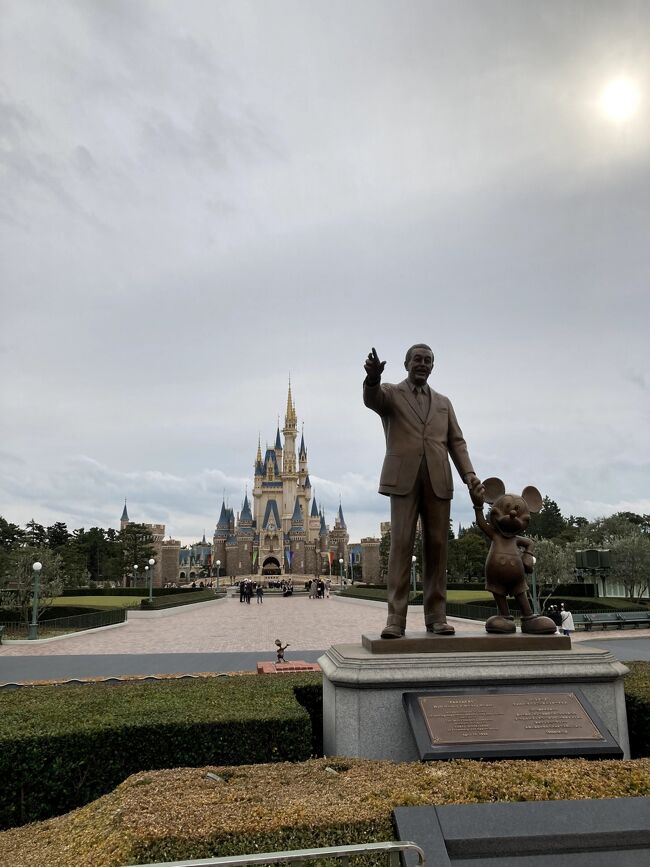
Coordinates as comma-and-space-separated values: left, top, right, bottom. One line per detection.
127, 595, 228, 619
3, 620, 128, 645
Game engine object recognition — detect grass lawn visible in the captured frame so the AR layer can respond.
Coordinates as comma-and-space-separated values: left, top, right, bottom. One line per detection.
447, 589, 493, 602
50, 596, 145, 609
339, 586, 493, 604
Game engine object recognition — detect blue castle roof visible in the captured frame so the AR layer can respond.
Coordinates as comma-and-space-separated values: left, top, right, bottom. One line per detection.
240, 493, 252, 522
262, 499, 282, 531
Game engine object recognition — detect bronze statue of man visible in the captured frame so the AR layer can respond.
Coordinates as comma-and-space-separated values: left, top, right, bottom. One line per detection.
364, 345, 483, 638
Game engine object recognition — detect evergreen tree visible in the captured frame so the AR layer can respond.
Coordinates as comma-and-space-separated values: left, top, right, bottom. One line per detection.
118, 523, 156, 583
25, 519, 47, 547
0, 517, 25, 550
47, 522, 70, 550
527, 497, 566, 539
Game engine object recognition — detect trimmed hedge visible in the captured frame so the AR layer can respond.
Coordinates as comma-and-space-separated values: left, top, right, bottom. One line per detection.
625, 662, 650, 758
1, 757, 650, 867
2, 660, 648, 834
140, 589, 226, 609
62, 587, 204, 597
0, 673, 320, 829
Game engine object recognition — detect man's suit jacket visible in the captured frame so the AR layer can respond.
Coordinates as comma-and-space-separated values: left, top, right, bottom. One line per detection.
364, 378, 475, 499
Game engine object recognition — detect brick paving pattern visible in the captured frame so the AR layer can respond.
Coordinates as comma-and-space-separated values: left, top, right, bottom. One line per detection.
0, 594, 643, 659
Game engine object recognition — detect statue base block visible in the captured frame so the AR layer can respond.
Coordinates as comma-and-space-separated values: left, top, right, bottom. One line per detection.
362, 632, 571, 653
319, 640, 630, 761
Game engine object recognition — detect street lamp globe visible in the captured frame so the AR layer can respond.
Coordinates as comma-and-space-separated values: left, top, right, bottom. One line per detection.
411, 555, 416, 564
148, 558, 155, 567
33, 562, 42, 572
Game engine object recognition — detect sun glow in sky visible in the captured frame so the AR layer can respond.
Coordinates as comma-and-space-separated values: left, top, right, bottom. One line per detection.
600, 76, 641, 122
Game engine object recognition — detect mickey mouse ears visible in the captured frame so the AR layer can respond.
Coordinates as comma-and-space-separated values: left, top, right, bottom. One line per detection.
482, 477, 543, 512
522, 485, 543, 513
482, 477, 505, 504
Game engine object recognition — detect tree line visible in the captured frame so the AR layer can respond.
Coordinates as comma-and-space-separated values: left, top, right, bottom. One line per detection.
379, 499, 650, 601
0, 517, 156, 590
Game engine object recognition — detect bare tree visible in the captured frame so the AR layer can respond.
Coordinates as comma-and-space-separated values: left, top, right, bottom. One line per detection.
0, 547, 63, 622
610, 534, 650, 601
531, 538, 574, 611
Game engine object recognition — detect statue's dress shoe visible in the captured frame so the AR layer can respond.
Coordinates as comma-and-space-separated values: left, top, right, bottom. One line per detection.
381, 624, 405, 639
426, 622, 455, 635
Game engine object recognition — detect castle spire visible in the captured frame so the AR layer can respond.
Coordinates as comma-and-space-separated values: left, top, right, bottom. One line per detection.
120, 499, 129, 523
256, 434, 262, 464
299, 423, 306, 458
284, 377, 297, 427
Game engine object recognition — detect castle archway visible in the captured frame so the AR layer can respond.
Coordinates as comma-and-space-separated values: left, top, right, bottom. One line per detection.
262, 557, 281, 575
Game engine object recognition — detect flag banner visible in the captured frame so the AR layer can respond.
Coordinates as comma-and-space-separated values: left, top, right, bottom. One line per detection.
286, 549, 293, 565
328, 551, 335, 565
252, 549, 258, 565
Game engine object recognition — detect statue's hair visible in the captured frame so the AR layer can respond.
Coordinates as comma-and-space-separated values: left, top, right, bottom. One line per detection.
404, 344, 434, 365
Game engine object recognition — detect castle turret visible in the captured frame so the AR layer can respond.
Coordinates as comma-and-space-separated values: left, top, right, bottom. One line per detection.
120, 500, 129, 531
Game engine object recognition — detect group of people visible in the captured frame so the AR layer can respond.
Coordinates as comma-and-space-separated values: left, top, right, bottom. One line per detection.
548, 603, 575, 636
238, 578, 295, 603
239, 580, 264, 603
306, 577, 331, 599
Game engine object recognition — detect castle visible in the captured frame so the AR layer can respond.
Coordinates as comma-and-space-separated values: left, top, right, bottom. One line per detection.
120, 383, 350, 583
213, 383, 349, 577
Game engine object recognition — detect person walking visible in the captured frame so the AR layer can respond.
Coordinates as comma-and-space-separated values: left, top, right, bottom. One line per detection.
256, 584, 264, 604
560, 604, 575, 636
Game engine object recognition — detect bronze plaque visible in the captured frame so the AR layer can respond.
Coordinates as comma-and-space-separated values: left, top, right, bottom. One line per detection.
418, 692, 604, 745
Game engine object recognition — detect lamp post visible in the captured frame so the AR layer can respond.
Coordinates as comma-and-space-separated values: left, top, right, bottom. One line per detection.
133, 564, 138, 588
338, 557, 344, 585
148, 557, 155, 603
28, 561, 42, 640
216, 559, 221, 590
531, 556, 540, 614
411, 555, 417, 596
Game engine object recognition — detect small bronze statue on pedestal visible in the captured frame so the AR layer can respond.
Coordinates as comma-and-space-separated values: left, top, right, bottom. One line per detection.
470, 477, 556, 635
275, 638, 290, 662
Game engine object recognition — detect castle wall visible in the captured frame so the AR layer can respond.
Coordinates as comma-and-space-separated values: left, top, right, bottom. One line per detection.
361, 537, 381, 583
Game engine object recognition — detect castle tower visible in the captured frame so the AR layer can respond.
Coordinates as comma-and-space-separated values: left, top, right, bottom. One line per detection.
281, 380, 298, 532
120, 500, 129, 531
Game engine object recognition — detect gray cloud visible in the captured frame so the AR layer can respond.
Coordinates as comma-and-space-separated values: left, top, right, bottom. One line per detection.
1, 0, 649, 542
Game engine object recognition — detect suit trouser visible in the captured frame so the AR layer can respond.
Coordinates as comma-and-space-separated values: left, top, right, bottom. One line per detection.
386, 457, 451, 629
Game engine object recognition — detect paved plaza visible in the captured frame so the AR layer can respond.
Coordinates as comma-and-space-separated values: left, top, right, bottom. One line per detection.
1, 595, 648, 683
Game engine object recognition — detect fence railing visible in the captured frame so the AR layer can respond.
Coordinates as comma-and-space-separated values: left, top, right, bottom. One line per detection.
445, 601, 498, 621
0, 606, 127, 640
130, 840, 426, 867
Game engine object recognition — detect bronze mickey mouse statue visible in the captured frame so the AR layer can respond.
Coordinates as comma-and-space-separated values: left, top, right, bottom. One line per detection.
470, 477, 556, 635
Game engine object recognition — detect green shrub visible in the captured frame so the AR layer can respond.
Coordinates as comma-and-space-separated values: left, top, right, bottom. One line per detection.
625, 661, 650, 758
140, 589, 225, 609
0, 673, 319, 829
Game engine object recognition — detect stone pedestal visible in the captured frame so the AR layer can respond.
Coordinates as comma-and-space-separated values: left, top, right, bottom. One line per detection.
319, 634, 630, 760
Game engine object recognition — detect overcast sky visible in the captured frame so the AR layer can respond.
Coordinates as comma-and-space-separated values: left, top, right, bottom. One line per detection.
1, 0, 649, 545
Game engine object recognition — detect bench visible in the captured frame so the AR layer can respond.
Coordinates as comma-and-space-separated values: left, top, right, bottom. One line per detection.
575, 611, 650, 630
576, 613, 622, 631
616, 611, 650, 628
0, 624, 4, 644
